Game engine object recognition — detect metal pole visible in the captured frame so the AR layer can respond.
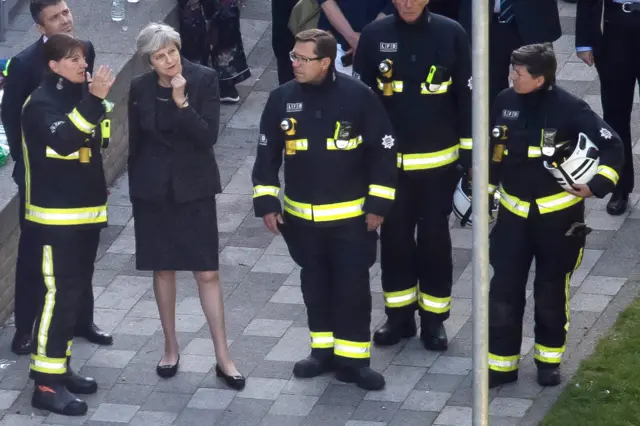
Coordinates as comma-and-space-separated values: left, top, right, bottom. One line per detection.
471, 0, 490, 424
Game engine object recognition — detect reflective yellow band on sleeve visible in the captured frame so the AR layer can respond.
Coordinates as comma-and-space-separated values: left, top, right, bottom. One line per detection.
2, 58, 10, 76
383, 286, 418, 308
596, 165, 619, 185
67, 108, 96, 134
334, 339, 370, 359
459, 138, 472, 150
310, 331, 334, 349
253, 185, 280, 198
66, 340, 72, 357
488, 353, 520, 372
369, 184, 395, 200
418, 292, 451, 314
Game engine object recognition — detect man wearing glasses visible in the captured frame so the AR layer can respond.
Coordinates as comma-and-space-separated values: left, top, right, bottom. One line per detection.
252, 29, 397, 390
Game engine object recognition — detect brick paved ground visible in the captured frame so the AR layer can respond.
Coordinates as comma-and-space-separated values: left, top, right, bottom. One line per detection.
1, 1, 640, 425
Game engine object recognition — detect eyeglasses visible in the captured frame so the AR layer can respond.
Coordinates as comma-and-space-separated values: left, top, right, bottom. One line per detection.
289, 51, 324, 63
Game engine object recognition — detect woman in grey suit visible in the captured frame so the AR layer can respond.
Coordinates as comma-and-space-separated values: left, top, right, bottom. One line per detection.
128, 22, 244, 390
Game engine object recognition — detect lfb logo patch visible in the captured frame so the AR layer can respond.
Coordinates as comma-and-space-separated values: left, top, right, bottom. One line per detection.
379, 42, 398, 53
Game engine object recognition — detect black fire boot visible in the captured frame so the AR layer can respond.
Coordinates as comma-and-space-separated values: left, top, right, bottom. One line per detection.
373, 316, 417, 346
489, 370, 518, 389
537, 366, 561, 387
65, 362, 97, 395
335, 365, 386, 391
420, 321, 448, 351
32, 383, 88, 416
293, 350, 334, 379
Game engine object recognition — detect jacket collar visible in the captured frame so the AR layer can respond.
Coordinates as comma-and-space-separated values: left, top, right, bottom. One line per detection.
42, 71, 84, 100
299, 68, 337, 93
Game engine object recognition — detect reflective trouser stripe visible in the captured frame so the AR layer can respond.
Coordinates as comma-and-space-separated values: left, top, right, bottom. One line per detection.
398, 145, 460, 171
369, 185, 396, 200
334, 339, 370, 359
418, 292, 451, 314
383, 287, 418, 308
26, 204, 108, 226
68, 108, 96, 134
30, 355, 67, 375
284, 196, 365, 222
37, 245, 55, 357
534, 344, 565, 364
597, 165, 619, 185
253, 185, 280, 198
488, 353, 520, 372
310, 332, 334, 349
459, 138, 472, 150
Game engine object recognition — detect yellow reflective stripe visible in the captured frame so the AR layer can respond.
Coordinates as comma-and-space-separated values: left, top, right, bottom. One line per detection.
30, 355, 67, 375
310, 332, 334, 349
284, 196, 365, 222
459, 138, 472, 150
67, 108, 96, 134
503, 146, 541, 157
533, 344, 565, 364
287, 139, 308, 150
283, 196, 313, 220
369, 184, 395, 200
376, 78, 403, 92
26, 204, 108, 226
401, 145, 459, 171
326, 136, 363, 150
2, 58, 10, 76
418, 293, 451, 314
498, 187, 530, 218
102, 99, 115, 113
596, 165, 619, 185
536, 192, 581, 214
45, 146, 90, 160
488, 353, 520, 372
420, 79, 452, 94
37, 246, 55, 357
66, 340, 72, 357
397, 153, 403, 168
488, 184, 497, 195
384, 287, 418, 308
253, 185, 280, 198
334, 339, 370, 359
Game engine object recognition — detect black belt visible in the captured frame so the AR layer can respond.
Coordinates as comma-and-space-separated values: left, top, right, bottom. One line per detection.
611, 1, 640, 12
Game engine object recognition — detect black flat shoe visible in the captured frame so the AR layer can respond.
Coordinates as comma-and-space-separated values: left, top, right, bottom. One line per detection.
216, 364, 245, 390
11, 331, 33, 355
156, 355, 179, 378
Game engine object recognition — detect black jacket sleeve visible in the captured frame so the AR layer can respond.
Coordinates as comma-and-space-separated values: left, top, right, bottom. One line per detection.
452, 25, 473, 169
570, 99, 624, 198
575, 0, 603, 49
23, 93, 106, 157
361, 87, 398, 217
252, 92, 285, 217
1, 56, 29, 161
352, 26, 377, 89
174, 69, 220, 149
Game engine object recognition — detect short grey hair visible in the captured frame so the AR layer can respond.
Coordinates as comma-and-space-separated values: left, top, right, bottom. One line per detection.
136, 22, 182, 61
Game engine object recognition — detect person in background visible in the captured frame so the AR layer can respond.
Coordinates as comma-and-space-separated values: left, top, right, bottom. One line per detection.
128, 23, 245, 390
317, 0, 391, 75
1, 0, 112, 356
271, 0, 298, 85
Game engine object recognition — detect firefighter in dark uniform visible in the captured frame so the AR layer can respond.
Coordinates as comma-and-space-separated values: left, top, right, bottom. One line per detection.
487, 44, 623, 388
353, 0, 472, 350
21, 34, 114, 416
252, 29, 397, 390
576, 0, 640, 215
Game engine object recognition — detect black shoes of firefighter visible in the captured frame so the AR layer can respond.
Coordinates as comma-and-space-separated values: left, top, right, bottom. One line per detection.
373, 317, 417, 346
215, 364, 246, 390
75, 323, 113, 346
420, 321, 448, 351
293, 353, 334, 378
489, 370, 518, 389
537, 366, 562, 387
11, 331, 33, 355
336, 366, 386, 391
606, 192, 628, 216
32, 383, 88, 416
65, 367, 98, 394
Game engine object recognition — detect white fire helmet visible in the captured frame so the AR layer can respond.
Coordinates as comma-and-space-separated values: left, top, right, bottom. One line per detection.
543, 132, 599, 192
452, 175, 500, 227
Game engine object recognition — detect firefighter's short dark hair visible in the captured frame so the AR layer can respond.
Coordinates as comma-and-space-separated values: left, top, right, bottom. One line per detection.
30, 0, 64, 24
510, 43, 557, 86
295, 29, 337, 64
43, 33, 86, 63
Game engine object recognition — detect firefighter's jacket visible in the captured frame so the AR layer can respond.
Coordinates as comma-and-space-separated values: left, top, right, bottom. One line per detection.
353, 8, 473, 171
489, 84, 624, 218
251, 71, 398, 225
21, 72, 110, 236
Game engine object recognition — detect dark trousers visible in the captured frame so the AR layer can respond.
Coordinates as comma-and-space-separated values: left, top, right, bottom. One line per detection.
13, 169, 94, 336
593, 7, 640, 195
281, 215, 377, 367
27, 228, 100, 384
380, 166, 459, 324
488, 204, 585, 375
489, 17, 523, 106
271, 0, 297, 85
